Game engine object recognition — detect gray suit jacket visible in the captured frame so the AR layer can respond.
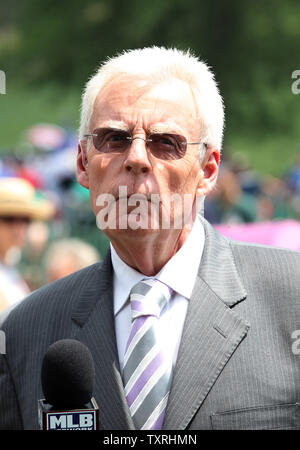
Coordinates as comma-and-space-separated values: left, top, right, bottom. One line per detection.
1, 218, 300, 430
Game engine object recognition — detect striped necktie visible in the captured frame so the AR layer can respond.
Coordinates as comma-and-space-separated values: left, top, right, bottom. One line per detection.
123, 278, 173, 430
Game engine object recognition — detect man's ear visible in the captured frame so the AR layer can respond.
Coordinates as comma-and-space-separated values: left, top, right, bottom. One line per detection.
76, 142, 89, 189
196, 146, 220, 197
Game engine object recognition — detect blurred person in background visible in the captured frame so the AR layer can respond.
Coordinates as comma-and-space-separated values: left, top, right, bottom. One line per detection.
286, 152, 300, 194
19, 221, 51, 292
44, 238, 100, 283
0, 178, 54, 312
204, 163, 258, 224
286, 153, 300, 219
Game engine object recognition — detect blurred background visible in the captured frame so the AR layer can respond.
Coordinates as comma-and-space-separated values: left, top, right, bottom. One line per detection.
0, 0, 299, 307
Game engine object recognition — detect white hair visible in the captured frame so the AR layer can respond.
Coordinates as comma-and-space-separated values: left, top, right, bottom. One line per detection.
79, 46, 224, 152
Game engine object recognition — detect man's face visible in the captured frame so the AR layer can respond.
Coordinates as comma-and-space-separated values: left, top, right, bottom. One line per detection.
0, 217, 29, 253
77, 77, 219, 238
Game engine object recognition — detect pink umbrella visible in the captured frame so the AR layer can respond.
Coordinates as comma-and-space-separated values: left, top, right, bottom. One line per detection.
214, 219, 300, 251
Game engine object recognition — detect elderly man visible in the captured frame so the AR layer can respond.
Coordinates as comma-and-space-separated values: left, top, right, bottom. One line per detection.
1, 47, 300, 430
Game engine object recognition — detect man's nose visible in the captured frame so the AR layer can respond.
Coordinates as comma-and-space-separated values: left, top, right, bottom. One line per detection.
123, 137, 152, 175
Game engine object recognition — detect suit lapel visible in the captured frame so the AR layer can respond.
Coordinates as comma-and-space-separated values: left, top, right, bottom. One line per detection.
71, 251, 135, 430
163, 218, 250, 430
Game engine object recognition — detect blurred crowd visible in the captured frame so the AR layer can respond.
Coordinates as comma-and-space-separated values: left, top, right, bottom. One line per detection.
204, 151, 300, 224
0, 124, 107, 312
0, 123, 300, 312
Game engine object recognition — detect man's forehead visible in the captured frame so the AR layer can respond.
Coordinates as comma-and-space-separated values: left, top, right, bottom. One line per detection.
95, 75, 197, 110
91, 78, 199, 134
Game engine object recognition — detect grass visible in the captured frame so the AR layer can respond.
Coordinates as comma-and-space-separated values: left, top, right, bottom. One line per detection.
224, 134, 300, 178
0, 83, 81, 150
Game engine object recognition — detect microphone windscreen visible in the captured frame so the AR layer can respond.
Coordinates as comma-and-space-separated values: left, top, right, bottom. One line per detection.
41, 339, 95, 409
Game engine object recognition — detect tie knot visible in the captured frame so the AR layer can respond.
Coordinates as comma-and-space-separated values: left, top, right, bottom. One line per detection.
129, 278, 171, 320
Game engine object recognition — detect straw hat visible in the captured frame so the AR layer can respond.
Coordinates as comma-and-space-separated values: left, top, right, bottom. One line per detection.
0, 177, 55, 221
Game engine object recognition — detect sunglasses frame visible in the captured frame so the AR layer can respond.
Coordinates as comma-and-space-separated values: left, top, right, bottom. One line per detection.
82, 128, 205, 161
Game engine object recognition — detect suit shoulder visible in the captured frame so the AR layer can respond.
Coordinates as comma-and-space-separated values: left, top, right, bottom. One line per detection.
228, 238, 300, 293
229, 237, 300, 263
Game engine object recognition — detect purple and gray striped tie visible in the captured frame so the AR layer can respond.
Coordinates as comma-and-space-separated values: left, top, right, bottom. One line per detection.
123, 278, 173, 430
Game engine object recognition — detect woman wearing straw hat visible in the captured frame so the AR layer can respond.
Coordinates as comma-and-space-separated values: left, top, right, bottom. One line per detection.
0, 177, 54, 311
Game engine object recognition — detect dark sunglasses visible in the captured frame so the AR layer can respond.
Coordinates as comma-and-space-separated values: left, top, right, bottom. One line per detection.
83, 128, 204, 161
0, 216, 31, 224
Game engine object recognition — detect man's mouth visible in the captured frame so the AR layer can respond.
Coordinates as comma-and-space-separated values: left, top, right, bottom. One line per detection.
116, 190, 161, 205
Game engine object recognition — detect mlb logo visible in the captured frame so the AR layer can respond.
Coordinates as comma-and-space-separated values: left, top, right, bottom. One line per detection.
47, 411, 97, 430
38, 398, 99, 430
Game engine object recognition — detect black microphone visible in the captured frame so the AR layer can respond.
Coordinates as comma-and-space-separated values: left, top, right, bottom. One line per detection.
38, 339, 99, 430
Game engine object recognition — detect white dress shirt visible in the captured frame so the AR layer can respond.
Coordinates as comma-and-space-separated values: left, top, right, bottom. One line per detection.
0, 262, 30, 308
111, 217, 205, 370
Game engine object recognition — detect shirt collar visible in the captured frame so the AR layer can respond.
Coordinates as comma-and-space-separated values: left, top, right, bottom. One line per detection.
111, 216, 205, 316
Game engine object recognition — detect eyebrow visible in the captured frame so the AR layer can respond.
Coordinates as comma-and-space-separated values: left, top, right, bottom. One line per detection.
98, 120, 129, 131
148, 122, 185, 136
96, 120, 186, 136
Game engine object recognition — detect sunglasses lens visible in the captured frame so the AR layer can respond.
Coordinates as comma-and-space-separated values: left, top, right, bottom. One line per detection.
148, 134, 187, 160
92, 128, 131, 153
91, 129, 187, 160
0, 216, 30, 224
